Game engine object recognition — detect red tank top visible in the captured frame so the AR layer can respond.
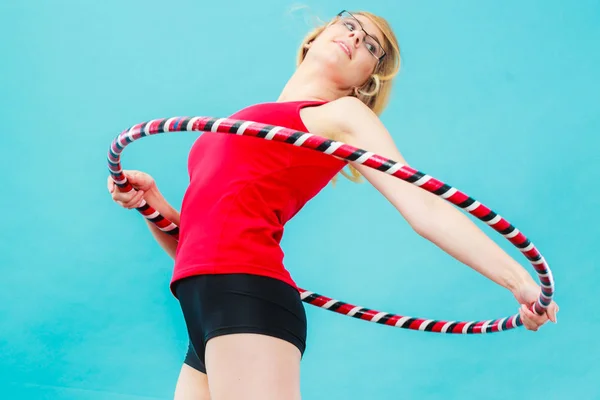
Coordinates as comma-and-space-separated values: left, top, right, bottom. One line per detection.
171, 101, 346, 292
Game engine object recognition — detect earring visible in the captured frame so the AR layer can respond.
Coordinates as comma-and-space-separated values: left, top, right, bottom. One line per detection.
355, 75, 380, 97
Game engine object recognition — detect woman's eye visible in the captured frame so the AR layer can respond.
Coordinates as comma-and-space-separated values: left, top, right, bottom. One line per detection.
344, 21, 356, 31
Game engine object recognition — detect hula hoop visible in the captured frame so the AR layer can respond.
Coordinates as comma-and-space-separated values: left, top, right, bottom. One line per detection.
107, 116, 555, 334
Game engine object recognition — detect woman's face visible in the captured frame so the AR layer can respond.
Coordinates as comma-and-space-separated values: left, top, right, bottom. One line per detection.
306, 12, 385, 90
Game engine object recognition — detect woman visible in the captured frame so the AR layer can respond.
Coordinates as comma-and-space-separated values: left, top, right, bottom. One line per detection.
108, 10, 558, 400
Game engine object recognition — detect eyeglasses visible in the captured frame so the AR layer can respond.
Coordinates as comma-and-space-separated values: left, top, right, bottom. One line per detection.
336, 10, 386, 62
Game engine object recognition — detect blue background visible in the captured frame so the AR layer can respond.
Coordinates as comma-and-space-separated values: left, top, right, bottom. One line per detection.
1, 0, 598, 398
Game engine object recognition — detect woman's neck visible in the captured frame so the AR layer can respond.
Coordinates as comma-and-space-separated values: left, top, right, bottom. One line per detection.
277, 62, 349, 103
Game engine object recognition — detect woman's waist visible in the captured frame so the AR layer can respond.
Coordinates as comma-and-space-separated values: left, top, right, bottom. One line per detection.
175, 233, 286, 266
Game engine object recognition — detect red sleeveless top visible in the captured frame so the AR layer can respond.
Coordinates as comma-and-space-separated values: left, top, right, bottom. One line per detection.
171, 101, 346, 292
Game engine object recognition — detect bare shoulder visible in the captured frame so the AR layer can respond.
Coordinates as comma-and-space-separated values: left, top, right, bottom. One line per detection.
299, 96, 377, 142
302, 97, 405, 165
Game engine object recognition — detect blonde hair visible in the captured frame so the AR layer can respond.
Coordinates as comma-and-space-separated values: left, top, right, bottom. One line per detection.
296, 10, 402, 183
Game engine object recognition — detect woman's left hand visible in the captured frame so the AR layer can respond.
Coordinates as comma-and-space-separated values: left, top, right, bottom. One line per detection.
513, 282, 559, 331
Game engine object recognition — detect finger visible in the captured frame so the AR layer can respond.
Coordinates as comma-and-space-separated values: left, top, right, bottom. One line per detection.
522, 305, 546, 331
523, 304, 548, 325
124, 170, 141, 184
519, 307, 532, 330
116, 198, 133, 208
124, 190, 144, 209
133, 196, 146, 209
122, 190, 142, 208
107, 176, 116, 193
131, 172, 153, 191
112, 188, 136, 203
519, 307, 538, 331
521, 315, 539, 331
546, 302, 558, 323
111, 180, 129, 194
132, 191, 146, 208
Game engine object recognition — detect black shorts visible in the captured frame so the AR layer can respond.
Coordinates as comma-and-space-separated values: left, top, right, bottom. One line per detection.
174, 273, 308, 374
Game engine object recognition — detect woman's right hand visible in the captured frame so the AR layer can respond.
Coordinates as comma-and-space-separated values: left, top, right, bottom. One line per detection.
107, 170, 156, 209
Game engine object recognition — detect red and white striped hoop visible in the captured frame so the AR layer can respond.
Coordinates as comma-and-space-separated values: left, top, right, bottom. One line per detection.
107, 116, 555, 334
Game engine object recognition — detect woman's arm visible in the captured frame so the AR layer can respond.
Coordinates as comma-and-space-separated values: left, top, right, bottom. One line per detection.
108, 171, 180, 259
317, 97, 536, 294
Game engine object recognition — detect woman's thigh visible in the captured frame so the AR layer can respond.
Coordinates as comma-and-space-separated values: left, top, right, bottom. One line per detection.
175, 273, 308, 399
174, 342, 210, 399
174, 363, 211, 400
205, 333, 302, 400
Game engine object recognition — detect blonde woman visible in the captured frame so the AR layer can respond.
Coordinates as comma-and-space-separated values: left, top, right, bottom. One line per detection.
108, 10, 558, 400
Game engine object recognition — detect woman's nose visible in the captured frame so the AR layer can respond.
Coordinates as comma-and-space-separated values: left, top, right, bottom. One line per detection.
348, 31, 364, 47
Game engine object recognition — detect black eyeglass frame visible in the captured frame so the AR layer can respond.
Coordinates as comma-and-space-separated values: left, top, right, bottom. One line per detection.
336, 10, 387, 63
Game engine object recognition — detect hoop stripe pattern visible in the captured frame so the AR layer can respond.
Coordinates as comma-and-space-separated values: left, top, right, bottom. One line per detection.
107, 116, 555, 334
